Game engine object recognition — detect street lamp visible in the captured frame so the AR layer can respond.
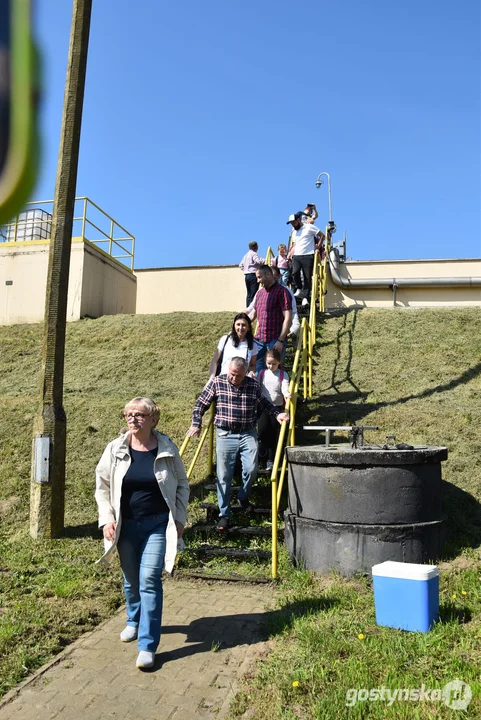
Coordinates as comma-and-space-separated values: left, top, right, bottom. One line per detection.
315, 172, 335, 231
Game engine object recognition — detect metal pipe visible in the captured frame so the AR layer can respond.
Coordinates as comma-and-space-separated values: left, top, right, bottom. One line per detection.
329, 248, 481, 289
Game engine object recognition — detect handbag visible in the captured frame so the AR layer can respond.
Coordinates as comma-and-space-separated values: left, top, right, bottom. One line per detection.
215, 335, 230, 376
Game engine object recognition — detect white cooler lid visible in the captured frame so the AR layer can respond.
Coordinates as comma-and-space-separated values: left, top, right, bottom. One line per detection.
372, 561, 438, 581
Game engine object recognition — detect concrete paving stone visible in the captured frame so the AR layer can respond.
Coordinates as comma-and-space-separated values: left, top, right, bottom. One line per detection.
122, 703, 177, 720
199, 687, 233, 709
0, 580, 275, 720
213, 672, 236, 690
39, 672, 92, 696
166, 690, 214, 712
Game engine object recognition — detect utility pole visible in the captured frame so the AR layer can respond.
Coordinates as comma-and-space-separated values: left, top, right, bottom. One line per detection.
30, 0, 92, 538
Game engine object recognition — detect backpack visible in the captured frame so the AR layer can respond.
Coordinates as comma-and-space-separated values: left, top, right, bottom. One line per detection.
215, 335, 230, 376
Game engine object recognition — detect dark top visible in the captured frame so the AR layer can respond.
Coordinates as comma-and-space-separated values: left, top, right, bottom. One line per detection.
120, 447, 169, 519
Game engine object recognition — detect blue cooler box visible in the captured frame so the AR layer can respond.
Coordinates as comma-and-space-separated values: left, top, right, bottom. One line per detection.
372, 561, 439, 632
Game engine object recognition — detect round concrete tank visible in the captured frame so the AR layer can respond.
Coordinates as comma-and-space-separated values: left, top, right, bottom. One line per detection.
284, 445, 447, 576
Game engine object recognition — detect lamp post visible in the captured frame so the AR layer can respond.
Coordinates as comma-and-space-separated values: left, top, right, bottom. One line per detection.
315, 171, 333, 224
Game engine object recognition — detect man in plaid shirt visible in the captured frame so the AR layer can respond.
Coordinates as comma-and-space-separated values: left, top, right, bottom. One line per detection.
188, 357, 289, 531
249, 265, 292, 372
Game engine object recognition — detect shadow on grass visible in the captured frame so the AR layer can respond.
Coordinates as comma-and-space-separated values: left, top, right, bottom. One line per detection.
155, 596, 337, 672
441, 480, 481, 559
311, 307, 481, 419
63, 521, 100, 539
438, 602, 472, 625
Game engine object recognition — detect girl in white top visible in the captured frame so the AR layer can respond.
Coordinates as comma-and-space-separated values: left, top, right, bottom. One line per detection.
209, 313, 258, 379
258, 348, 291, 471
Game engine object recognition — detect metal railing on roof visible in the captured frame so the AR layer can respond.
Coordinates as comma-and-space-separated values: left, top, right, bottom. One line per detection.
0, 197, 135, 270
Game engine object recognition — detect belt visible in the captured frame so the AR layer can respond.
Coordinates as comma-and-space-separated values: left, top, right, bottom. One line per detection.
216, 423, 254, 433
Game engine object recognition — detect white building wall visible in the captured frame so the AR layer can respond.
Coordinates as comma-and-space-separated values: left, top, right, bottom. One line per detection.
0, 240, 136, 325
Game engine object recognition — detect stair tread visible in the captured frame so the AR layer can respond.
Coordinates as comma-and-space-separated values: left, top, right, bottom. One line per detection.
187, 524, 283, 538
199, 501, 271, 515
173, 569, 272, 584
183, 545, 271, 560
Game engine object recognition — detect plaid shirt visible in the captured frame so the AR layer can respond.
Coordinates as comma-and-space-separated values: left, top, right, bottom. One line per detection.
192, 375, 281, 431
254, 281, 291, 342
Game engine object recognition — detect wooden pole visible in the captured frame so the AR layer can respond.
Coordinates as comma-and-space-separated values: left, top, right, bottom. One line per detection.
30, 0, 92, 538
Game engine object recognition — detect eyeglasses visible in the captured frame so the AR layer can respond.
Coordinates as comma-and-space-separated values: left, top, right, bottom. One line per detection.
124, 412, 148, 420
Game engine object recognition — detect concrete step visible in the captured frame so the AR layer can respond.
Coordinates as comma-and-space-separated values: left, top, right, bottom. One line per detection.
199, 501, 272, 516
182, 544, 271, 561
173, 569, 272, 584
186, 523, 283, 539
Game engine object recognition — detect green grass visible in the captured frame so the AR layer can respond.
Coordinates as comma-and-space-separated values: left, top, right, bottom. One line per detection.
1, 307, 481, 717
0, 312, 232, 696
229, 307, 481, 720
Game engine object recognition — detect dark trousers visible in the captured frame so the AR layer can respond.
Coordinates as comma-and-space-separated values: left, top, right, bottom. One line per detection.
245, 273, 259, 307
291, 254, 314, 299
258, 410, 280, 463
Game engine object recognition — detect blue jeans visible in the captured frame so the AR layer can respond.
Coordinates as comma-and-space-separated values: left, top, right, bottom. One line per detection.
117, 512, 169, 652
255, 338, 286, 373
279, 268, 291, 286
216, 428, 258, 518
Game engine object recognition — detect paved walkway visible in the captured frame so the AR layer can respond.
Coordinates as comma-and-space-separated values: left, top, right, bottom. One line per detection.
0, 578, 275, 720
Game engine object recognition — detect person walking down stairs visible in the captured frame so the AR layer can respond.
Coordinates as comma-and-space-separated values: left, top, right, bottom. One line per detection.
286, 212, 325, 308
187, 358, 289, 532
239, 241, 265, 306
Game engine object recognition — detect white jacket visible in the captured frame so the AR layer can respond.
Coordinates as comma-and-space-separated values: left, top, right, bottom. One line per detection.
95, 430, 189, 573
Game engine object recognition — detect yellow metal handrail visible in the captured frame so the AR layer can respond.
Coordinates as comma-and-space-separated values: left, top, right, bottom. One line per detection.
178, 224, 332, 578
265, 246, 274, 265
0, 196, 135, 270
179, 404, 215, 478
270, 225, 331, 577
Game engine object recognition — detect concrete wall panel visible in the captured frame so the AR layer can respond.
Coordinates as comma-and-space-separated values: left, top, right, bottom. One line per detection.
80, 245, 136, 318
0, 240, 136, 325
135, 266, 246, 314
324, 258, 481, 309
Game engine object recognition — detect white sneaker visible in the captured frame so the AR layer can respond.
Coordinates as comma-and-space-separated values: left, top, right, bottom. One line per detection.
136, 651, 155, 669
120, 626, 138, 642
294, 289, 302, 297
301, 298, 309, 307
266, 461, 274, 472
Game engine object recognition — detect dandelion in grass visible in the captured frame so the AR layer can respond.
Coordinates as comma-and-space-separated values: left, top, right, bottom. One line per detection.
452, 593, 457, 599
358, 633, 365, 640
292, 681, 300, 688
462, 590, 467, 596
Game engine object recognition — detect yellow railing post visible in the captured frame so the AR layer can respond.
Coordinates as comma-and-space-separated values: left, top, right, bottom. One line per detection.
207, 404, 215, 476
82, 198, 87, 240
303, 322, 308, 399
109, 219, 114, 257
271, 408, 289, 579
271, 469, 278, 578
308, 324, 313, 399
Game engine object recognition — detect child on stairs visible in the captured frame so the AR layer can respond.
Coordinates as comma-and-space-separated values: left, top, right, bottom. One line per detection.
257, 348, 291, 472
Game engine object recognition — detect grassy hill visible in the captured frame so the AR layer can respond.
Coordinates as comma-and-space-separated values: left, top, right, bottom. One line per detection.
0, 307, 480, 713
233, 306, 481, 720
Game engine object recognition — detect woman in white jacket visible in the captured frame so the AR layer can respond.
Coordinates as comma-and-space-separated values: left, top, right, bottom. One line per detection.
95, 397, 189, 670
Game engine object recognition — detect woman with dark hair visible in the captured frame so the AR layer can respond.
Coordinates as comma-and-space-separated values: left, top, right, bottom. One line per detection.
209, 312, 259, 379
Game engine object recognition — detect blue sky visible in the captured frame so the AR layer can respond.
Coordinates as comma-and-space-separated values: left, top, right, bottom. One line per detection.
33, 0, 480, 268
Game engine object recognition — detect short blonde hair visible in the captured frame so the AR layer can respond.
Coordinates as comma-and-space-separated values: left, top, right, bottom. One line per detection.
278, 243, 287, 252
123, 397, 160, 425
